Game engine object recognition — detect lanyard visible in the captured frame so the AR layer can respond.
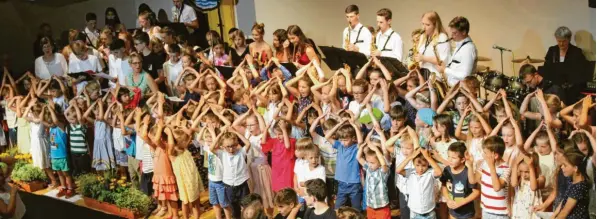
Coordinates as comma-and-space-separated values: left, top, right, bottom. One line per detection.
421, 35, 432, 54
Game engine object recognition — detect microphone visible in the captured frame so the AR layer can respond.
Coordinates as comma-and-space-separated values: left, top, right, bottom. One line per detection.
492, 44, 511, 52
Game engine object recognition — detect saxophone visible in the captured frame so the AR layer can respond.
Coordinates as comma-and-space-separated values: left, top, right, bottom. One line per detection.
344, 22, 351, 50
408, 38, 420, 70
432, 40, 449, 98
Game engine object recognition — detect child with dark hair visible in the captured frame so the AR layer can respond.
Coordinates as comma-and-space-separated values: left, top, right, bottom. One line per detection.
396, 147, 442, 218
440, 142, 479, 219
304, 179, 336, 219
273, 188, 302, 219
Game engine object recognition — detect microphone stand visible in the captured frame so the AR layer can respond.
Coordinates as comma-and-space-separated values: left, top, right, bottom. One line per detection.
493, 47, 511, 75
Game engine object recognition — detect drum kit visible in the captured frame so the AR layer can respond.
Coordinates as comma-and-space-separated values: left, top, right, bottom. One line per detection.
476, 56, 545, 105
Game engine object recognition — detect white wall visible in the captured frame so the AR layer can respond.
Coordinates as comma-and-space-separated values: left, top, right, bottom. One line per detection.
254, 0, 596, 76
235, 0, 257, 35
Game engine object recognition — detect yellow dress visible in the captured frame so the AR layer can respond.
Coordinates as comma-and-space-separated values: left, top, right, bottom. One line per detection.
171, 150, 204, 203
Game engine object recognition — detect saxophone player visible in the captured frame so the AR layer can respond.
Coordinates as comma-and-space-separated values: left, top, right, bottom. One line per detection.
436, 16, 477, 87
415, 11, 451, 79
342, 5, 372, 56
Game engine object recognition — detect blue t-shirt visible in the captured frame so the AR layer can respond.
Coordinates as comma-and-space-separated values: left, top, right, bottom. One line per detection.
50, 126, 68, 159
333, 140, 360, 183
124, 128, 136, 157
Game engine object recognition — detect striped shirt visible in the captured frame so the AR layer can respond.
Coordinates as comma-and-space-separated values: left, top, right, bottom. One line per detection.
479, 161, 510, 215
69, 124, 88, 154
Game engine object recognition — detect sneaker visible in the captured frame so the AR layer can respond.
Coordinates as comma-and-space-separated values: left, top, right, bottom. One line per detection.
65, 189, 75, 198
56, 188, 67, 197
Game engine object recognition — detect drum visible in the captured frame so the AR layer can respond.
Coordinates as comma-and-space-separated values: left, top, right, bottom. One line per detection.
482, 71, 509, 92
507, 76, 531, 103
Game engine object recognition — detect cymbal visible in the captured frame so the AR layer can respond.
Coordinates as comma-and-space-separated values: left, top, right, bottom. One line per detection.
512, 56, 545, 63
477, 56, 492, 61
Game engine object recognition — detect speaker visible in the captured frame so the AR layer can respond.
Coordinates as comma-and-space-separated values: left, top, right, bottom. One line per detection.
590, 0, 595, 8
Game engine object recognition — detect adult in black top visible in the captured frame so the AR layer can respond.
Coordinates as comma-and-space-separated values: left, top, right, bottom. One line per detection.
542, 26, 590, 105
133, 32, 168, 93
520, 64, 565, 103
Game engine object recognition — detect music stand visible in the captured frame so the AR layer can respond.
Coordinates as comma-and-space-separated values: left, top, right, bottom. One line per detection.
215, 66, 235, 80
279, 63, 299, 76
159, 23, 189, 36
377, 57, 409, 78
319, 46, 368, 76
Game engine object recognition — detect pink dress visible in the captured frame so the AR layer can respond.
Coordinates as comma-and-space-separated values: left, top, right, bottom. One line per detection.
261, 137, 296, 192
214, 54, 229, 66
152, 146, 178, 201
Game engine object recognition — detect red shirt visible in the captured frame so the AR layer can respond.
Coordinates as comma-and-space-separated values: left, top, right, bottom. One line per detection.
262, 137, 296, 192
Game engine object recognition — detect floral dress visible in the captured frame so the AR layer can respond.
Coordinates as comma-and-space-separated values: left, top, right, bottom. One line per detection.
512, 180, 543, 219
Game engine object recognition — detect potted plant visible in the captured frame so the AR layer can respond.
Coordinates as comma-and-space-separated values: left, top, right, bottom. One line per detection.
10, 161, 48, 192
76, 172, 151, 218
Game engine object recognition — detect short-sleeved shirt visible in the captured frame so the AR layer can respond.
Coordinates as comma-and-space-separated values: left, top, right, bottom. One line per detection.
204, 146, 224, 182
312, 133, 336, 177
445, 111, 471, 134
303, 207, 336, 219
561, 179, 591, 219
479, 161, 510, 215
440, 166, 476, 218
49, 126, 68, 159
401, 168, 438, 214
364, 163, 389, 209
142, 51, 167, 93
262, 137, 296, 192
69, 124, 87, 154
333, 140, 360, 184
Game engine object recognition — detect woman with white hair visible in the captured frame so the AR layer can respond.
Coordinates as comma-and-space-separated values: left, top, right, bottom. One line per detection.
542, 26, 589, 105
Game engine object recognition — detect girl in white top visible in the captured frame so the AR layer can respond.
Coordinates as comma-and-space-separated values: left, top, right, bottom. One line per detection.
455, 107, 492, 169
511, 153, 544, 219
35, 37, 67, 80
415, 11, 450, 77
429, 114, 458, 166
231, 107, 274, 211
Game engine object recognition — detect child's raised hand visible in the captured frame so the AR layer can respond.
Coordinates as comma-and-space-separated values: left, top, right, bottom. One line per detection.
535, 89, 544, 99
484, 150, 496, 167
409, 148, 421, 160
464, 152, 474, 167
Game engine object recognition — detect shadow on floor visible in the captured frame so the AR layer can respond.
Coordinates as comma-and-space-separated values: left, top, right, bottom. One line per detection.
19, 191, 124, 219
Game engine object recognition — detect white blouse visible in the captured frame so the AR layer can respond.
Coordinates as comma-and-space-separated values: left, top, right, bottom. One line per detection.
417, 33, 450, 76
34, 53, 67, 79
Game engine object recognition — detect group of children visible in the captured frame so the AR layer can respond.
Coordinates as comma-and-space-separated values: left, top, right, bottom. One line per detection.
1, 19, 595, 219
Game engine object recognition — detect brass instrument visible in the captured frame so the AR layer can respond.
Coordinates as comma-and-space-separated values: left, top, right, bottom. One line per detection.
408, 37, 420, 70
432, 40, 449, 98
344, 22, 351, 50
370, 32, 378, 68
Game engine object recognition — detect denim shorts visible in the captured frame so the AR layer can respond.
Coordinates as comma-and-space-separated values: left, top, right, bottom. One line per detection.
209, 181, 229, 207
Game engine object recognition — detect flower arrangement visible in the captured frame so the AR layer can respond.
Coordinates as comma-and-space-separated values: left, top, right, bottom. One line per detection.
13, 154, 32, 164
76, 172, 151, 215
10, 161, 47, 182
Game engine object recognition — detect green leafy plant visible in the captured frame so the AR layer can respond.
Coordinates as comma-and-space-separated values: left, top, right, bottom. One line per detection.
10, 161, 48, 182
113, 188, 152, 215
76, 172, 151, 214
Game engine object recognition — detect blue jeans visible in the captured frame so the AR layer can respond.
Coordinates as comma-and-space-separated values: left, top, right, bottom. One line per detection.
411, 210, 436, 219
335, 181, 362, 209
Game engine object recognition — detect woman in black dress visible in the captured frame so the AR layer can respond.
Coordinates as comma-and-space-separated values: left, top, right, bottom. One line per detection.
229, 30, 250, 67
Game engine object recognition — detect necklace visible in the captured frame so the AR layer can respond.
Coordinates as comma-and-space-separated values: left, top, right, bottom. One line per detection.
131, 73, 144, 87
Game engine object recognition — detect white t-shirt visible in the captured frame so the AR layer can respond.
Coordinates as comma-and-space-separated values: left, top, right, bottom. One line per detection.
245, 131, 266, 164
204, 145, 224, 182
108, 54, 132, 86
0, 184, 25, 219
68, 54, 101, 95
34, 53, 67, 79
171, 4, 197, 33
221, 147, 250, 186
163, 59, 183, 95
297, 165, 326, 184
1, 100, 17, 129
